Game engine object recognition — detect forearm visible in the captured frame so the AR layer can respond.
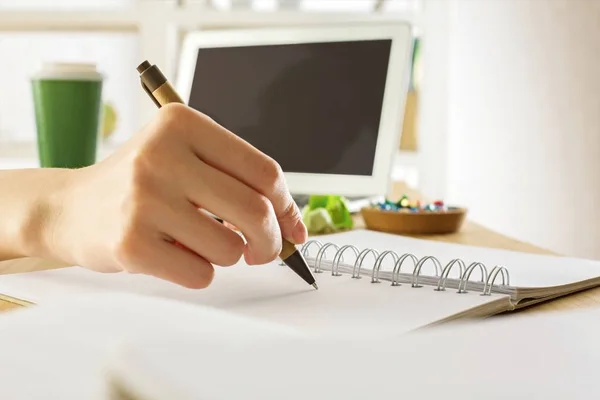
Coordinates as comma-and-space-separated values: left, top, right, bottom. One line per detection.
0, 168, 73, 262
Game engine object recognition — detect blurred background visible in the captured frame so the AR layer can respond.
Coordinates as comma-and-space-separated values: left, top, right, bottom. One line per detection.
0, 0, 598, 261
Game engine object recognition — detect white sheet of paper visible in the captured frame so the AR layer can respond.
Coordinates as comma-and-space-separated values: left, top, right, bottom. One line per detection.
0, 292, 598, 399
0, 293, 304, 400
101, 303, 600, 399
0, 256, 509, 336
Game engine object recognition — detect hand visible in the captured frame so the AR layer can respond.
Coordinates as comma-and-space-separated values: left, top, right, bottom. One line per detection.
40, 104, 307, 288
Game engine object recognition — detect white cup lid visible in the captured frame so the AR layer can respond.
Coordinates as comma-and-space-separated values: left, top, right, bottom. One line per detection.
33, 62, 103, 81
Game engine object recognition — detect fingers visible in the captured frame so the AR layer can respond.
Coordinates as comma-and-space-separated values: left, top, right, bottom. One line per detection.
148, 240, 215, 289
157, 200, 245, 267
180, 153, 281, 265
116, 230, 215, 289
166, 104, 307, 245
275, 195, 308, 245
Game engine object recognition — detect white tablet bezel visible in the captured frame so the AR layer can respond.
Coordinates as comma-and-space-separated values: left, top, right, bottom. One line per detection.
176, 22, 413, 197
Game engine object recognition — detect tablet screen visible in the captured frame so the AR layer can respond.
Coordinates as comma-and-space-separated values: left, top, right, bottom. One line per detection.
187, 39, 392, 176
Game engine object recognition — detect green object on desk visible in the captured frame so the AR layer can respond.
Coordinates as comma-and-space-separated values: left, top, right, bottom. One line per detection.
31, 63, 103, 168
302, 195, 353, 234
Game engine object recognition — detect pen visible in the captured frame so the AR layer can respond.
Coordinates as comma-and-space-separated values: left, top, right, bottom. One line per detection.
136, 60, 318, 290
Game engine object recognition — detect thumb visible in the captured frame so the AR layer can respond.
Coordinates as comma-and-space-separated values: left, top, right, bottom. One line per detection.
277, 199, 308, 245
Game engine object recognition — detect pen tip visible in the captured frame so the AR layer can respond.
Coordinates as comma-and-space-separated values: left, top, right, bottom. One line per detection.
312, 283, 319, 290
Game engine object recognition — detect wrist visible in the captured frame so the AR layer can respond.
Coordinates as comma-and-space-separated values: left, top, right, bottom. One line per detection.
17, 168, 77, 263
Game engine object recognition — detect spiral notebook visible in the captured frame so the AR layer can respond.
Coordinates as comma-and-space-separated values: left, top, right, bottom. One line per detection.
1, 229, 600, 336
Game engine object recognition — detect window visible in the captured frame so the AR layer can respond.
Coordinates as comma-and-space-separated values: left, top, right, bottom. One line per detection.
0, 0, 421, 163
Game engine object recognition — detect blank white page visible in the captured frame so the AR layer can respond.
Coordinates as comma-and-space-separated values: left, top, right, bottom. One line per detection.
108, 305, 600, 400
309, 230, 600, 289
0, 257, 510, 337
0, 293, 304, 400
0, 292, 597, 400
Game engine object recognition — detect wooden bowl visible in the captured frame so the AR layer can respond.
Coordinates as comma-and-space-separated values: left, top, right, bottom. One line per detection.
360, 206, 467, 235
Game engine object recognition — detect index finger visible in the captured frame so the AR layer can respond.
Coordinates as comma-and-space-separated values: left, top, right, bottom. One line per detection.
172, 104, 308, 245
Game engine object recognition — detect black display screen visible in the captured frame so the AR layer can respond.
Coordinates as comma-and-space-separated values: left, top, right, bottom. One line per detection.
188, 39, 391, 176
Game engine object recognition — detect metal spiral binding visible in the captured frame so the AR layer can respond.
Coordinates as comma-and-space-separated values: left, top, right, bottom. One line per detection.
411, 256, 442, 288
435, 259, 466, 291
301, 239, 323, 258
482, 266, 510, 295
313, 242, 342, 274
298, 240, 511, 296
457, 262, 487, 294
352, 248, 379, 279
391, 253, 419, 286
331, 245, 360, 277
371, 250, 400, 283
298, 239, 323, 268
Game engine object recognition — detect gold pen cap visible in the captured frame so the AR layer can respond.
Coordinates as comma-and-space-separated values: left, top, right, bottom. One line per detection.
137, 60, 183, 105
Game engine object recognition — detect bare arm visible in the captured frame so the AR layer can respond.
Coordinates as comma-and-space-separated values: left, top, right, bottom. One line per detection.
0, 168, 73, 262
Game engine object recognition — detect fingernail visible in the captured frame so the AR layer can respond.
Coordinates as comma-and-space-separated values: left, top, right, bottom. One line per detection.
292, 221, 308, 244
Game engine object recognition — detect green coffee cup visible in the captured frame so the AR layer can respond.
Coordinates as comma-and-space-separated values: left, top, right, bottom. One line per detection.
32, 63, 103, 168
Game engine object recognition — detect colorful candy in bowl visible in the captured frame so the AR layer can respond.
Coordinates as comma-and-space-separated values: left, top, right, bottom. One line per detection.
360, 195, 467, 235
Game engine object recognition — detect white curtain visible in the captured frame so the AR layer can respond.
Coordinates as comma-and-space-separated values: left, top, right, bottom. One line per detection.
419, 0, 600, 259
